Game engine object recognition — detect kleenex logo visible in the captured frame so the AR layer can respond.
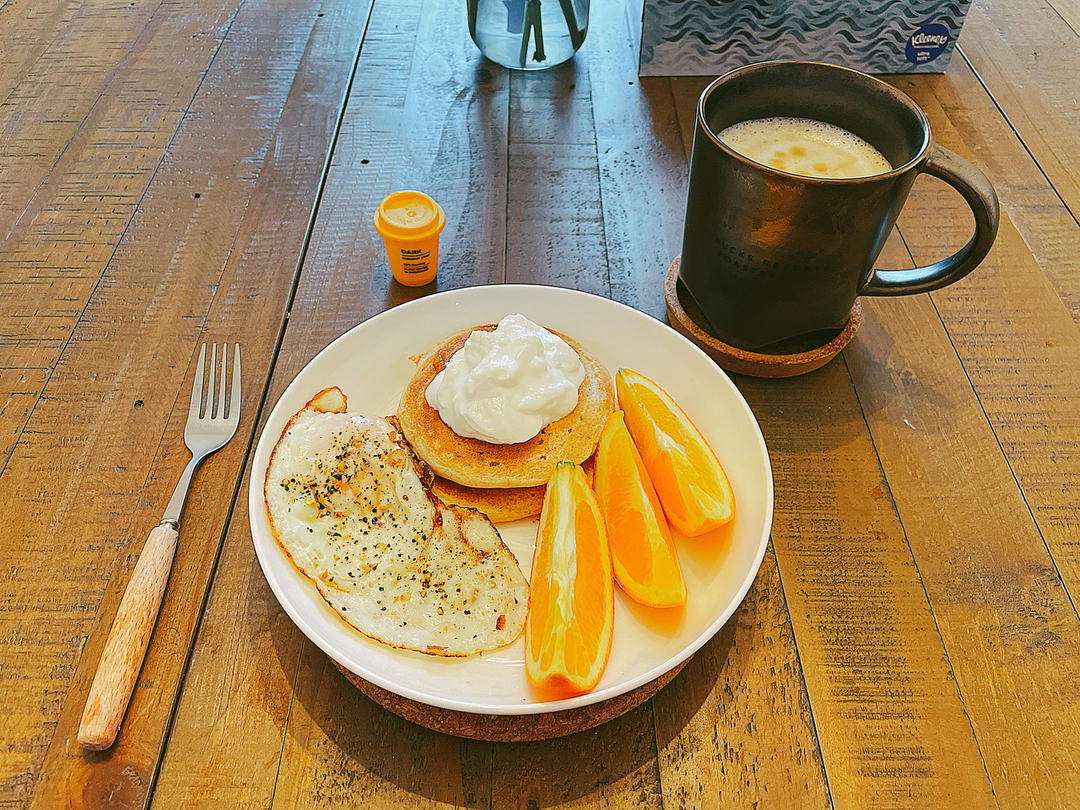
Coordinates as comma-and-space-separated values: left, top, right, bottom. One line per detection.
912, 31, 948, 46
906, 23, 951, 64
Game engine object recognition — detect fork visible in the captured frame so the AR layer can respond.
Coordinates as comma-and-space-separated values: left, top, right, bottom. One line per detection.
78, 343, 241, 750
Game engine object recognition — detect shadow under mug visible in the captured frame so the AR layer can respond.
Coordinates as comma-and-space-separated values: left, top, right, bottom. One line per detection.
678, 61, 1000, 353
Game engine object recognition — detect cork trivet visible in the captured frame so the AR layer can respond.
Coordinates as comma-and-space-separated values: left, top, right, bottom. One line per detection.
330, 657, 690, 741
665, 257, 861, 378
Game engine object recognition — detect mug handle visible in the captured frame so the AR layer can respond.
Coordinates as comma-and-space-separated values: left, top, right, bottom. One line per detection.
860, 144, 999, 296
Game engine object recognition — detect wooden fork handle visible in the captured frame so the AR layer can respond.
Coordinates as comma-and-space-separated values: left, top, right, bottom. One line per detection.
78, 522, 179, 750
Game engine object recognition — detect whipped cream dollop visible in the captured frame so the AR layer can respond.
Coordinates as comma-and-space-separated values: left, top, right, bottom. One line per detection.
425, 314, 586, 444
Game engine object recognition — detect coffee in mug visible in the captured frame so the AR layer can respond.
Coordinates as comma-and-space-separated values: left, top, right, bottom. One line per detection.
679, 61, 999, 353
716, 117, 891, 179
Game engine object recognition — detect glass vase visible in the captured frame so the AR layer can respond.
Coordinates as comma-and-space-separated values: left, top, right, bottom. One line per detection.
468, 0, 589, 71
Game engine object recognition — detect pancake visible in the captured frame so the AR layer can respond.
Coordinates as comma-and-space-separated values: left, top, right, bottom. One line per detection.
431, 476, 546, 523
431, 455, 596, 523
397, 325, 615, 489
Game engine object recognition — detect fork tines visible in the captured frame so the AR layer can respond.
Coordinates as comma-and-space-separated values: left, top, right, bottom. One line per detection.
190, 343, 242, 421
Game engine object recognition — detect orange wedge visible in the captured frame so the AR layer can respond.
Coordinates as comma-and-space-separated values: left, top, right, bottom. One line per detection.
616, 368, 735, 536
594, 411, 686, 608
525, 461, 614, 694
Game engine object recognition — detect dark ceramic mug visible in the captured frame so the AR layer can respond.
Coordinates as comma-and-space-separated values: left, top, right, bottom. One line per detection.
679, 61, 999, 352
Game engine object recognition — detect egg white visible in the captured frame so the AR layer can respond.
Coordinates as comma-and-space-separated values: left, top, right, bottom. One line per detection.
264, 392, 528, 656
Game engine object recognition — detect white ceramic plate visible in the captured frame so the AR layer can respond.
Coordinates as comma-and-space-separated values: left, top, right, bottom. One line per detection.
250, 285, 773, 715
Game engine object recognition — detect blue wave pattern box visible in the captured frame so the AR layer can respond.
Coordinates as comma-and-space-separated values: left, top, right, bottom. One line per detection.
638, 0, 971, 75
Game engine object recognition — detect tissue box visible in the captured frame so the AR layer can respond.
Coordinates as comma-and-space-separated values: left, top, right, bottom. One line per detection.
638, 0, 971, 76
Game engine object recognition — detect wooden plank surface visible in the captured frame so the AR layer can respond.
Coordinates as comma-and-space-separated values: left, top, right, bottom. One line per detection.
881, 73, 1080, 805
0, 0, 368, 807
847, 279, 1080, 809
504, 66, 607, 293
886, 69, 1080, 607
745, 361, 997, 809
919, 42, 1080, 327
155, 0, 507, 806
653, 552, 832, 809
263, 0, 511, 803
2, 0, 1079, 807
961, 0, 1080, 222
0, 0, 81, 103
585, 0, 684, 319
586, 6, 831, 804
671, 80, 1000, 808
0, 0, 240, 397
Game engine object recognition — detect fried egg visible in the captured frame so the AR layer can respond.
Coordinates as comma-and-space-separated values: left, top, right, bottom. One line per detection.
263, 387, 528, 656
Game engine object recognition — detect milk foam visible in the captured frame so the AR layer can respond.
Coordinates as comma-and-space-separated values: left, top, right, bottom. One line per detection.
718, 117, 892, 179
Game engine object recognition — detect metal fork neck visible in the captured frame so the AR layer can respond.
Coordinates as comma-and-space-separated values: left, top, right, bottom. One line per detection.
161, 455, 202, 527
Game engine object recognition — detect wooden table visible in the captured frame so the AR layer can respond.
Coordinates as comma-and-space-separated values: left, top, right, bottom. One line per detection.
3, 0, 1079, 807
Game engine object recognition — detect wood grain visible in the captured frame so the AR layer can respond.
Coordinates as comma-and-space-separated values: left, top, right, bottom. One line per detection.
653, 551, 831, 809
147, 456, 312, 809
505, 60, 607, 293
884, 68, 1080, 327
490, 704, 664, 809
961, 0, 1080, 220
0, 0, 238, 477
3, 0, 1079, 806
267, 2, 665, 806
848, 237, 1080, 809
273, 650, 494, 809
484, 16, 671, 810
0, 0, 240, 380
590, 16, 831, 805
668, 80, 997, 809
0, 368, 48, 464
858, 68, 1080, 807
0, 0, 167, 236
582, 0, 684, 320
0, 0, 80, 104
888, 74, 1080, 610
78, 522, 179, 751
1, 1, 368, 807
157, 0, 508, 806
749, 361, 997, 808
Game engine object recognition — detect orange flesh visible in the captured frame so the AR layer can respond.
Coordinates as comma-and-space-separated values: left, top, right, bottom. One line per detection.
594, 412, 686, 607
616, 369, 735, 536
525, 462, 614, 693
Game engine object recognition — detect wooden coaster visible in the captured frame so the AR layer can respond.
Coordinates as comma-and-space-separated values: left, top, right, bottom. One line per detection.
665, 257, 861, 378
330, 656, 690, 742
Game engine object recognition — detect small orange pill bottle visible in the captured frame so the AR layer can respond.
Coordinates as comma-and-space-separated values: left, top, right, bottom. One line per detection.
373, 190, 446, 287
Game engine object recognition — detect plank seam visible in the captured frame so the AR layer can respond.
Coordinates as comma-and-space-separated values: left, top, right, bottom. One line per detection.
267, 637, 307, 809
264, 5, 377, 801
0, 0, 240, 486
840, 330, 1002, 809
893, 224, 1080, 625
955, 45, 1080, 232
652, 77, 686, 810
584, 55, 613, 295
1044, 0, 1080, 38
142, 1, 375, 804
2, 0, 169, 241
502, 70, 511, 286
23, 3, 246, 803
648, 702, 667, 810
759, 541, 836, 810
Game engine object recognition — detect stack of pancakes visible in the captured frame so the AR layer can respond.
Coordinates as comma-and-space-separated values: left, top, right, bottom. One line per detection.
397, 324, 614, 522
